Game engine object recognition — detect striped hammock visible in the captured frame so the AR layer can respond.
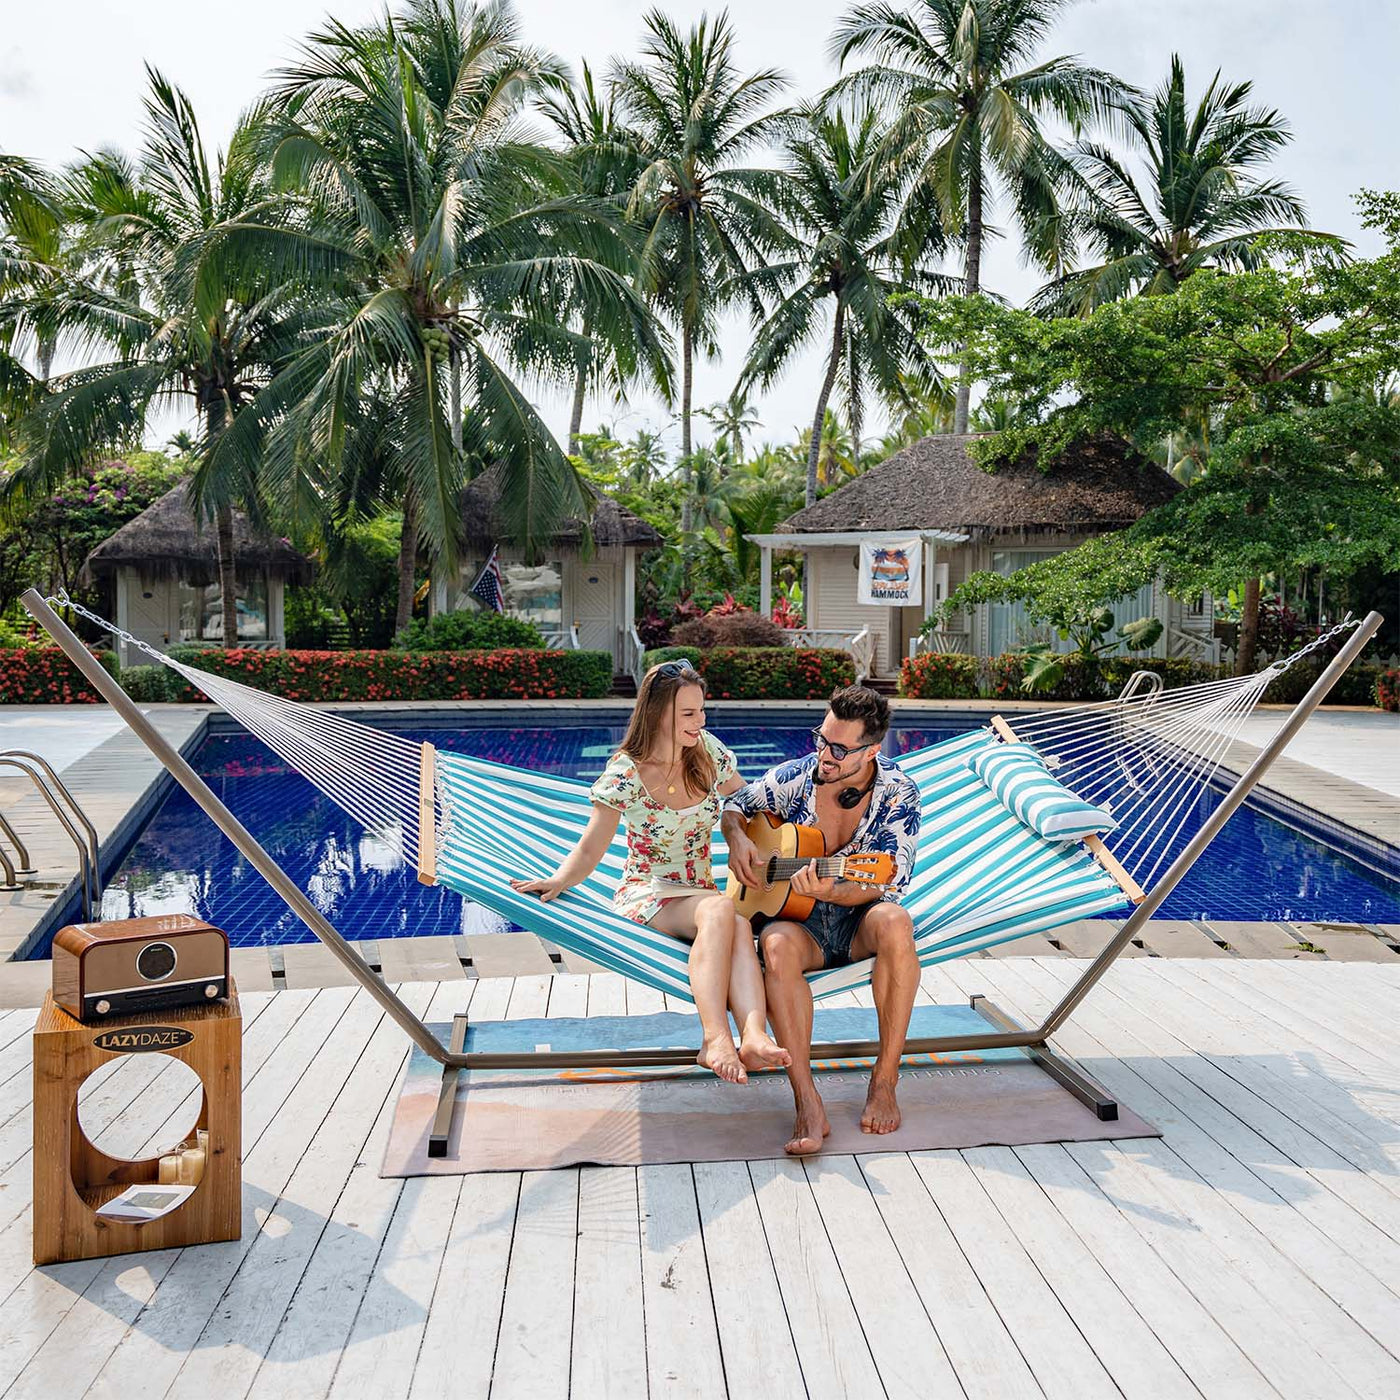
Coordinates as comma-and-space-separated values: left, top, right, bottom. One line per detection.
432, 729, 1128, 1002
35, 592, 1361, 1005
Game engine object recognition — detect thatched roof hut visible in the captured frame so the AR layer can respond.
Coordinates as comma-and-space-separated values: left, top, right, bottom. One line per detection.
81, 479, 314, 586
773, 433, 1179, 537
459, 466, 662, 550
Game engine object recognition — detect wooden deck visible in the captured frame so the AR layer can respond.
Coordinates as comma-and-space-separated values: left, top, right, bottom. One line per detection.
1, 957, 1399, 1398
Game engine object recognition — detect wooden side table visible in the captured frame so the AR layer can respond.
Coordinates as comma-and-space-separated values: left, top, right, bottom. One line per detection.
32, 982, 242, 1266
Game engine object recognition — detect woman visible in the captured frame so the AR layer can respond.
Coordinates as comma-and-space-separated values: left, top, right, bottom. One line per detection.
511, 660, 790, 1084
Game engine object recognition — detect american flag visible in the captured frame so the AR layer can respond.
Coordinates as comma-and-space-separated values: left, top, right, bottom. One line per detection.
468, 547, 505, 613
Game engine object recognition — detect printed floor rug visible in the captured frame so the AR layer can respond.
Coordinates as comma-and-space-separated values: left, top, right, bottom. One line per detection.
381, 1003, 1158, 1176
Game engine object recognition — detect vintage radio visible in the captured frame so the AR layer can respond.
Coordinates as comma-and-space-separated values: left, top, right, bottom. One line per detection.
51, 914, 230, 1022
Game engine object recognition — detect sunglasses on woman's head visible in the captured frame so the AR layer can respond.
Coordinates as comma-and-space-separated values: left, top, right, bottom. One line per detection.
811, 728, 873, 762
656, 660, 700, 680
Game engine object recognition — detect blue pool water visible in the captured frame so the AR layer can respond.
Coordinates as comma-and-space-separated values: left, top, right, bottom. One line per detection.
35, 721, 1400, 954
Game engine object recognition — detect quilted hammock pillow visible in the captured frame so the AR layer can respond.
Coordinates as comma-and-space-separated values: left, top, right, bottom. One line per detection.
968, 744, 1118, 843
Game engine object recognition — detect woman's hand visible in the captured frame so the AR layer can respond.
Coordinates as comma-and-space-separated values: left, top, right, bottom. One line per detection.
510, 874, 572, 903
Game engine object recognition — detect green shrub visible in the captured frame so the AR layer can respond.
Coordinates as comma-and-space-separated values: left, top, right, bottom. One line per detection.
1098, 657, 1221, 693
118, 664, 185, 701
700, 647, 853, 700
166, 646, 613, 700
396, 609, 545, 651
899, 653, 980, 699
1259, 657, 1388, 707
0, 618, 36, 648
987, 653, 1106, 701
642, 645, 703, 670
0, 648, 119, 702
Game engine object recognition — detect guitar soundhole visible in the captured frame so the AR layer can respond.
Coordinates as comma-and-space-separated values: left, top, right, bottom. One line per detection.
764, 858, 777, 886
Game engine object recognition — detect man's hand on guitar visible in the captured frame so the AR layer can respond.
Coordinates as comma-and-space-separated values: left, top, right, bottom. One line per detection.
510, 874, 571, 903
789, 859, 838, 902
726, 830, 764, 889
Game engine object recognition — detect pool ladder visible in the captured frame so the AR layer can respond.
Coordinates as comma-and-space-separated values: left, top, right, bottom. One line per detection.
0, 751, 102, 921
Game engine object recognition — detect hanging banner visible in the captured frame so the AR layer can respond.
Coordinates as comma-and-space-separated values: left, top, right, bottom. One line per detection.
857, 538, 922, 605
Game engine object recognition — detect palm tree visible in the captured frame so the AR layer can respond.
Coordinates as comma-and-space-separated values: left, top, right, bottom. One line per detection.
734, 102, 947, 517
699, 387, 760, 463
610, 8, 790, 528
1031, 55, 1333, 315
793, 408, 859, 489
0, 154, 64, 443
227, 0, 662, 631
2, 72, 312, 644
539, 60, 672, 451
619, 426, 668, 484
830, 0, 1131, 430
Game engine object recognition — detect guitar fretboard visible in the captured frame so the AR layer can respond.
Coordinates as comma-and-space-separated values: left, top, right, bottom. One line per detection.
765, 858, 847, 881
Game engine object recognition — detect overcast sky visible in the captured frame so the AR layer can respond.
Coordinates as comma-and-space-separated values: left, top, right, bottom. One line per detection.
2, 0, 1394, 455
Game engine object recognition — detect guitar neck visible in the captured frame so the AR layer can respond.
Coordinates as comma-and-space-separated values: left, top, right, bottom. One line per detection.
767, 857, 846, 881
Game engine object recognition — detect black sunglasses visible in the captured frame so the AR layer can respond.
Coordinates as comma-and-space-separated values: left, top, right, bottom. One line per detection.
811, 727, 875, 762
656, 660, 701, 680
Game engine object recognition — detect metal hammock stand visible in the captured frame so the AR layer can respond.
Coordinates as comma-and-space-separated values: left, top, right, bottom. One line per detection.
20, 588, 1384, 1156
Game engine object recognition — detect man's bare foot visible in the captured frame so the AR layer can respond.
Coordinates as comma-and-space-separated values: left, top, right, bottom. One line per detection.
697, 1034, 747, 1084
860, 1077, 901, 1134
785, 1097, 831, 1155
738, 1033, 792, 1072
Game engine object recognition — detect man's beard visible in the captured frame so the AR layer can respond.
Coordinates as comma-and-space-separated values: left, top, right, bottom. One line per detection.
814, 758, 863, 786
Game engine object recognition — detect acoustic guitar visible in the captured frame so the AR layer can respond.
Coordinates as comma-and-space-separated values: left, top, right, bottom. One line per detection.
725, 813, 897, 923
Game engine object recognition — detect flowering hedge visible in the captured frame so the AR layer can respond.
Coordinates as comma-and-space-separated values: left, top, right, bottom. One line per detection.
151, 646, 615, 701
1255, 657, 1388, 707
900, 653, 979, 699
1377, 668, 1400, 712
0, 648, 120, 703
700, 647, 853, 700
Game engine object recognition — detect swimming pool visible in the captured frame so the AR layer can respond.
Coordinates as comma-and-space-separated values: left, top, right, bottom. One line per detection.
33, 719, 1400, 955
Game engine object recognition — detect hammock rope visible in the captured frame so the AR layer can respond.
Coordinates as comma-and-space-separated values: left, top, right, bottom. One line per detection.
44, 591, 1360, 1002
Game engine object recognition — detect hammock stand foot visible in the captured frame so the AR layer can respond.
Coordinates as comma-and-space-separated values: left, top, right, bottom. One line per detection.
969, 993, 1117, 1121
428, 1013, 470, 1158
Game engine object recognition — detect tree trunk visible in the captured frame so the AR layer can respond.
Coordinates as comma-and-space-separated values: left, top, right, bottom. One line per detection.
954, 152, 984, 435
1235, 574, 1261, 676
215, 503, 238, 649
567, 312, 592, 455
450, 350, 463, 453
395, 488, 419, 639
803, 305, 845, 614
680, 322, 694, 535
204, 396, 240, 651
568, 367, 587, 455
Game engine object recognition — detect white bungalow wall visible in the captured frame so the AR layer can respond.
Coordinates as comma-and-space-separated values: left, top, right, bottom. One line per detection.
440, 544, 634, 668
919, 529, 1179, 660
113, 568, 284, 666
806, 546, 898, 675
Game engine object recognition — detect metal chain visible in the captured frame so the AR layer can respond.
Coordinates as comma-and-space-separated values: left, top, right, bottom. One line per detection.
1265, 613, 1360, 674
43, 589, 182, 668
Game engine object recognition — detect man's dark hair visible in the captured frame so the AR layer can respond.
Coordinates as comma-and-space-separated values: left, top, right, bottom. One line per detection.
828, 684, 890, 744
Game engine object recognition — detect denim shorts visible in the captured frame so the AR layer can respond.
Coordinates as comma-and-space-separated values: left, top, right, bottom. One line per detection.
800, 900, 873, 969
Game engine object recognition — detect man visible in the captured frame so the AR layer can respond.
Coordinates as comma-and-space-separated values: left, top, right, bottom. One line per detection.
721, 685, 922, 1156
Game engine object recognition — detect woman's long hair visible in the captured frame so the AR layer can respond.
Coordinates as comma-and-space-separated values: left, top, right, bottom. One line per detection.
616, 663, 716, 799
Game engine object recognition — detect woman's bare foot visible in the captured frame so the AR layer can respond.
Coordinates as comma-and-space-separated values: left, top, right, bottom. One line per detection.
860, 1077, 901, 1134
697, 1034, 747, 1084
785, 1097, 831, 1155
738, 1033, 792, 1072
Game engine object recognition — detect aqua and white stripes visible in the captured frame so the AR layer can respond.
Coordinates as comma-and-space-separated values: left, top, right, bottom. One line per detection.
967, 743, 1117, 843
433, 726, 1128, 1005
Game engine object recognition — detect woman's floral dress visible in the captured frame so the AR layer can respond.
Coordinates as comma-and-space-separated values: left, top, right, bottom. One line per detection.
589, 729, 740, 923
